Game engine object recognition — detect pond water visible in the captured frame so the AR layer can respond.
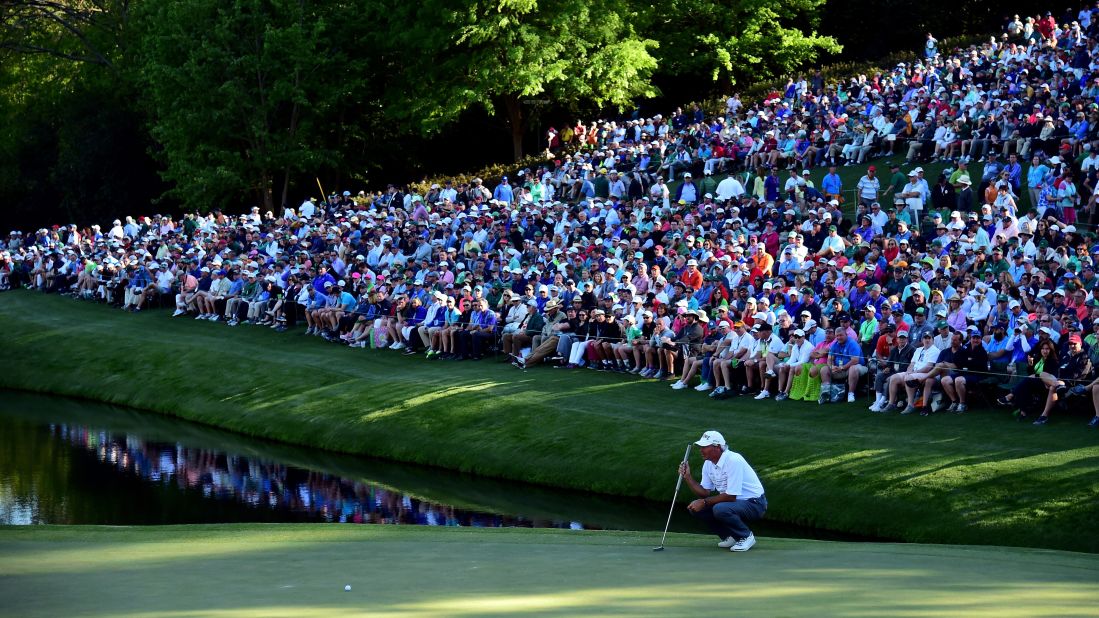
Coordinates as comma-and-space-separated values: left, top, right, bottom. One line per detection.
0, 391, 873, 539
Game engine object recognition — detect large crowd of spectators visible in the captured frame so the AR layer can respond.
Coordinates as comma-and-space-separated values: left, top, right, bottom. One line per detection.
6, 5, 1099, 427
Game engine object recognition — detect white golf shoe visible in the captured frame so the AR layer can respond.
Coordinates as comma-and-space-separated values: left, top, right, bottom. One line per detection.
730, 533, 756, 552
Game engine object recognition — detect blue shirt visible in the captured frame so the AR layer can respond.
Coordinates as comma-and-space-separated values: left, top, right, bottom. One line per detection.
1027, 164, 1049, 188
1011, 335, 1036, 363
312, 273, 336, 294
128, 268, 151, 289
493, 183, 514, 204
821, 173, 842, 196
829, 337, 864, 367
339, 291, 356, 311
764, 175, 780, 201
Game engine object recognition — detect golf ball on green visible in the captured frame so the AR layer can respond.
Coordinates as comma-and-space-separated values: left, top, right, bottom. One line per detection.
344, 585, 351, 591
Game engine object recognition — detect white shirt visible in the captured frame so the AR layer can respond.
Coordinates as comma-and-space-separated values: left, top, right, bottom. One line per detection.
869, 209, 888, 231
751, 333, 785, 358
903, 181, 924, 212
1082, 155, 1099, 173
725, 331, 753, 358
821, 233, 845, 254
701, 450, 765, 499
911, 344, 940, 371
155, 271, 175, 292
784, 340, 815, 365
715, 177, 745, 201
856, 175, 880, 201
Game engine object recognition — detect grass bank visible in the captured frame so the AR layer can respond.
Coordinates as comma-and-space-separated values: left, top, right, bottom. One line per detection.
1, 292, 1098, 553
2, 524, 1097, 617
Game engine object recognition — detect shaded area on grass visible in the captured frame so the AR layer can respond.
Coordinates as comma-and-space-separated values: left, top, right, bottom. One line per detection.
1, 525, 1097, 617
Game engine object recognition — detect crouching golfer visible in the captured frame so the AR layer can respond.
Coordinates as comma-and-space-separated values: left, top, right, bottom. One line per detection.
678, 430, 767, 552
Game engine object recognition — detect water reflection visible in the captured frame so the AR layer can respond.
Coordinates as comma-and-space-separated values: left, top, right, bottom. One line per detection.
0, 392, 877, 541
4, 415, 588, 529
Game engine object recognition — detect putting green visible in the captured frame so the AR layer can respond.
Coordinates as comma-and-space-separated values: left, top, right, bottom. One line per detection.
2, 525, 1096, 617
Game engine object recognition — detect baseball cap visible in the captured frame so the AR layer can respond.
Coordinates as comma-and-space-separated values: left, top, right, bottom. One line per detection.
695, 430, 726, 447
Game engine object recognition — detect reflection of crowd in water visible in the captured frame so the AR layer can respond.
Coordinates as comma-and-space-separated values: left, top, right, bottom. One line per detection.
50, 423, 587, 529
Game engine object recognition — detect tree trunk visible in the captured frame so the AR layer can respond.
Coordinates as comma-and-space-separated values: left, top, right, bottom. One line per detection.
261, 179, 274, 213
279, 167, 291, 212
502, 94, 525, 162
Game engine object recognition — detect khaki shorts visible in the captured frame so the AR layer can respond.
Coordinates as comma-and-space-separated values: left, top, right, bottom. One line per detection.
833, 364, 869, 379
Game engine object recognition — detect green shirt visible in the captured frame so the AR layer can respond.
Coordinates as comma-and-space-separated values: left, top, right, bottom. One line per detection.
889, 172, 906, 197
593, 176, 610, 199
859, 318, 878, 343
700, 176, 719, 197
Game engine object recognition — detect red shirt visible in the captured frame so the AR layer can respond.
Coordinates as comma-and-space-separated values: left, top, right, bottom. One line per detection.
679, 268, 703, 291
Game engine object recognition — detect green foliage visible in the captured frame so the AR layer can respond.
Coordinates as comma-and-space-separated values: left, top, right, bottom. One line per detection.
377, 0, 659, 160
134, 0, 373, 212
410, 152, 555, 196
637, 0, 841, 87
0, 0, 130, 71
0, 1, 160, 228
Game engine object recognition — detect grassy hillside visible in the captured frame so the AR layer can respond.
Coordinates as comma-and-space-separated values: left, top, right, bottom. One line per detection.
1, 292, 1097, 552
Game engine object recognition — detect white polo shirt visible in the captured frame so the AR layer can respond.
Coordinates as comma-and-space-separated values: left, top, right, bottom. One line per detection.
701, 450, 765, 499
911, 344, 940, 371
784, 340, 815, 365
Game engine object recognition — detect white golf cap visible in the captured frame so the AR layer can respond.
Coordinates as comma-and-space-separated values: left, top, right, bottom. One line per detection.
695, 430, 726, 447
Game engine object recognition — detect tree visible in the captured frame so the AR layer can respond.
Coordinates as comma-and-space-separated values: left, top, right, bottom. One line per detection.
637, 0, 841, 89
378, 0, 659, 161
0, 0, 132, 72
135, 0, 371, 213
0, 0, 161, 230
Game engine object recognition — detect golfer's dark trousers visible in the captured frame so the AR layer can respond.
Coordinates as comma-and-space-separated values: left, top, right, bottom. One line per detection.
692, 495, 767, 541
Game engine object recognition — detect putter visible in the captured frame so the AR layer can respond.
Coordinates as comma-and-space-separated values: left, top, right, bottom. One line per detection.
653, 443, 693, 551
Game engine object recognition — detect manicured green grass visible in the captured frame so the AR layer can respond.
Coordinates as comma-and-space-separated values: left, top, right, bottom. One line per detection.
2, 524, 1097, 617
2, 292, 1098, 553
